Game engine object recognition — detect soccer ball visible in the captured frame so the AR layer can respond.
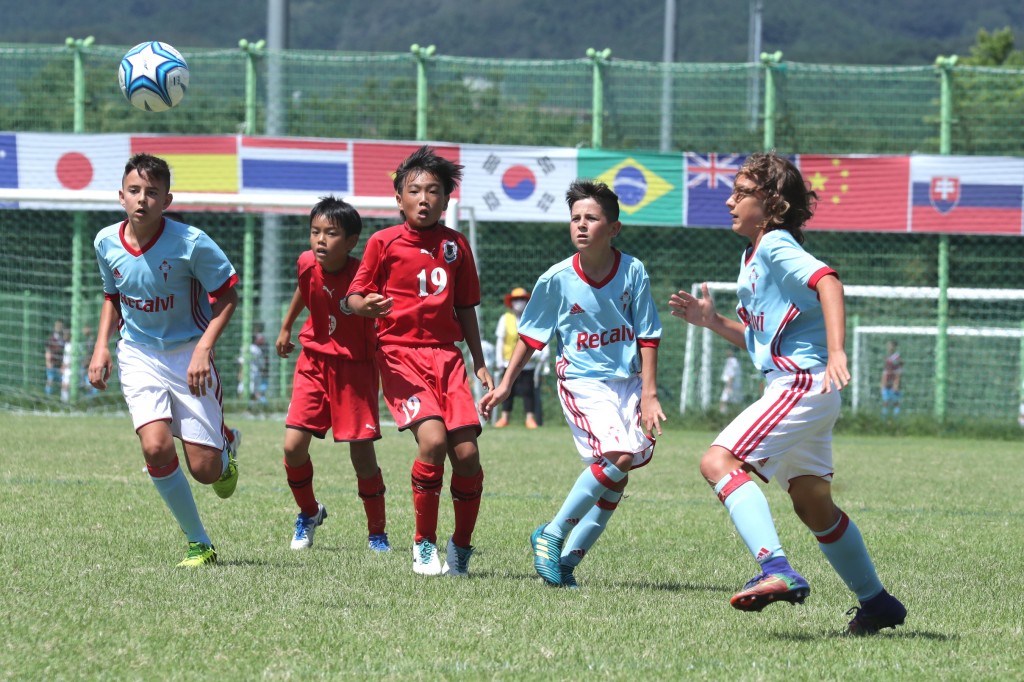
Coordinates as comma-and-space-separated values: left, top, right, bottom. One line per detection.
118, 41, 189, 112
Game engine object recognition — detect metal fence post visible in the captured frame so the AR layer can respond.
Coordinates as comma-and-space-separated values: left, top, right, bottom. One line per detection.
586, 48, 611, 149
411, 44, 436, 141
933, 55, 957, 421
66, 36, 93, 404
760, 50, 781, 151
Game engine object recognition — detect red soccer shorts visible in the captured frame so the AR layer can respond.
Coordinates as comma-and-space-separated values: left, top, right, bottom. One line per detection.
376, 343, 481, 435
286, 349, 381, 442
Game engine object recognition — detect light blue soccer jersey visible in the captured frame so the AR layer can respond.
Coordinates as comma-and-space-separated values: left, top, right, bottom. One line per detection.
94, 218, 237, 351
735, 229, 837, 372
517, 250, 662, 381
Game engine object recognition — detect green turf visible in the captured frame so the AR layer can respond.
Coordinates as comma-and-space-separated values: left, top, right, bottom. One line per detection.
1, 412, 1022, 679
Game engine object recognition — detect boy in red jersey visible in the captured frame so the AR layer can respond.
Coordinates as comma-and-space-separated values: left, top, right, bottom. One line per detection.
347, 146, 493, 577
276, 197, 389, 552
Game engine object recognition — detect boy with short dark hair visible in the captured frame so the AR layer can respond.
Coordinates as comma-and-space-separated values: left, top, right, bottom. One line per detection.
276, 196, 389, 552
347, 146, 492, 577
89, 152, 239, 568
480, 179, 665, 588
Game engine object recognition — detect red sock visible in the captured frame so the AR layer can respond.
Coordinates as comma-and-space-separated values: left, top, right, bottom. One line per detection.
285, 458, 319, 517
411, 459, 444, 544
450, 468, 484, 548
222, 425, 235, 444
357, 468, 387, 535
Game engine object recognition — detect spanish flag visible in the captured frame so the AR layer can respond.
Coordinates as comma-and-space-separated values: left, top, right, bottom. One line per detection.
130, 135, 238, 193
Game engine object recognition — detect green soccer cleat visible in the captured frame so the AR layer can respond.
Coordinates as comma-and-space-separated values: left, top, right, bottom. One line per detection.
212, 451, 238, 499
177, 542, 217, 567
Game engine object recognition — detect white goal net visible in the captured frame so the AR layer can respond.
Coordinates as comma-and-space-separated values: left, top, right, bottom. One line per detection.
680, 282, 1024, 423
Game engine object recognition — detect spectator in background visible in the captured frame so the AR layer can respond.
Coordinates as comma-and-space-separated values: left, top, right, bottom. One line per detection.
719, 347, 743, 414
494, 287, 543, 429
880, 339, 902, 419
45, 319, 65, 396
238, 331, 269, 404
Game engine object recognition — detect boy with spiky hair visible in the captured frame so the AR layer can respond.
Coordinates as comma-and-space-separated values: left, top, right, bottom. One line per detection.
480, 179, 666, 588
668, 151, 906, 635
89, 153, 239, 568
347, 146, 493, 577
276, 196, 389, 553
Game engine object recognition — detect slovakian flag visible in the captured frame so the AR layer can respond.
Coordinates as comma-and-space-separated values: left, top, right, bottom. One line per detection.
577, 149, 683, 226
910, 155, 1024, 235
240, 136, 352, 194
684, 152, 748, 227
352, 141, 461, 199
800, 155, 910, 232
459, 144, 578, 222
131, 135, 238, 193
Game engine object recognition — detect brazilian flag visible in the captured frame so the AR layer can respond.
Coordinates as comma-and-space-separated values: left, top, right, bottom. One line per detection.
577, 150, 683, 226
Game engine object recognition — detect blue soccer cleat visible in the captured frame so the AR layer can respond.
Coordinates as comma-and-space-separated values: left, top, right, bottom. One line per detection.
368, 532, 391, 552
530, 524, 563, 586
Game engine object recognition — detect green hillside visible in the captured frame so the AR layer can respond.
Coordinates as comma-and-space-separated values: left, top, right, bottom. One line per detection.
2, 0, 1021, 64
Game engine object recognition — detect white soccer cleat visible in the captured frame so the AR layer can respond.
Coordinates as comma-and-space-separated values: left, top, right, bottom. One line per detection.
290, 503, 327, 550
412, 539, 443, 576
441, 536, 474, 577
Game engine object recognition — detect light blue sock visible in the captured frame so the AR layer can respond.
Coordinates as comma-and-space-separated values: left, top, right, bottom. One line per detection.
714, 471, 785, 565
220, 445, 229, 476
560, 490, 623, 568
544, 459, 627, 539
814, 511, 884, 602
151, 463, 211, 545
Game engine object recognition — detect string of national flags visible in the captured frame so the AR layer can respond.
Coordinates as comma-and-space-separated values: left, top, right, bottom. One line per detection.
1, 132, 1022, 235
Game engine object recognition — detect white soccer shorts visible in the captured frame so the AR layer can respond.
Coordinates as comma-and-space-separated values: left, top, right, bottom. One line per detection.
557, 374, 655, 469
713, 366, 840, 489
117, 339, 224, 448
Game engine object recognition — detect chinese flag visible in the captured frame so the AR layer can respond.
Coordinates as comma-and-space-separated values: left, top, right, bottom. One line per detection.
800, 155, 910, 232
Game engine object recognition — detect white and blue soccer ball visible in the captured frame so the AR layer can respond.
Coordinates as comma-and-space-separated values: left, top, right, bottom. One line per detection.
118, 41, 189, 112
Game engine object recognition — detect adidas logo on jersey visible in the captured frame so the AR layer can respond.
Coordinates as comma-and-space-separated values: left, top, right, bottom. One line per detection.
569, 303, 585, 315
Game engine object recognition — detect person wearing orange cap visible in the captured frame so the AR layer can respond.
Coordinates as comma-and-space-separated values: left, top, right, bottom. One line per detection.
494, 287, 544, 428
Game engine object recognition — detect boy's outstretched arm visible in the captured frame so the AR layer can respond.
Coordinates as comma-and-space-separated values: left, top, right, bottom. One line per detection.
479, 338, 534, 419
668, 282, 746, 349
816, 274, 850, 393
455, 306, 494, 391
639, 344, 666, 436
276, 286, 304, 358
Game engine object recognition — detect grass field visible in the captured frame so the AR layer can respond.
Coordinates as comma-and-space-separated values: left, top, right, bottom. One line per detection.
2, 411, 1022, 680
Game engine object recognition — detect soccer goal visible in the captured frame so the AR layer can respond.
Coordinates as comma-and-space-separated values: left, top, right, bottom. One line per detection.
679, 282, 1024, 423
0, 188, 478, 411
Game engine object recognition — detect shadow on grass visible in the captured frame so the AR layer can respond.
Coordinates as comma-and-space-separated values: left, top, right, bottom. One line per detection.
767, 628, 956, 642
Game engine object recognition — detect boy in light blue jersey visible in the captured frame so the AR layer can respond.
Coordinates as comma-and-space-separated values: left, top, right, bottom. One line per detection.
89, 153, 239, 568
669, 152, 906, 635
480, 179, 665, 588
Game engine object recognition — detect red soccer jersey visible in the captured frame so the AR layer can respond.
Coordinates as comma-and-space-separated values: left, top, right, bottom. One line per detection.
296, 251, 376, 360
347, 222, 480, 347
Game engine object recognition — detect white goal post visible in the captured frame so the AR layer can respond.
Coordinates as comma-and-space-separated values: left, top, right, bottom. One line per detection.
680, 281, 1024, 419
